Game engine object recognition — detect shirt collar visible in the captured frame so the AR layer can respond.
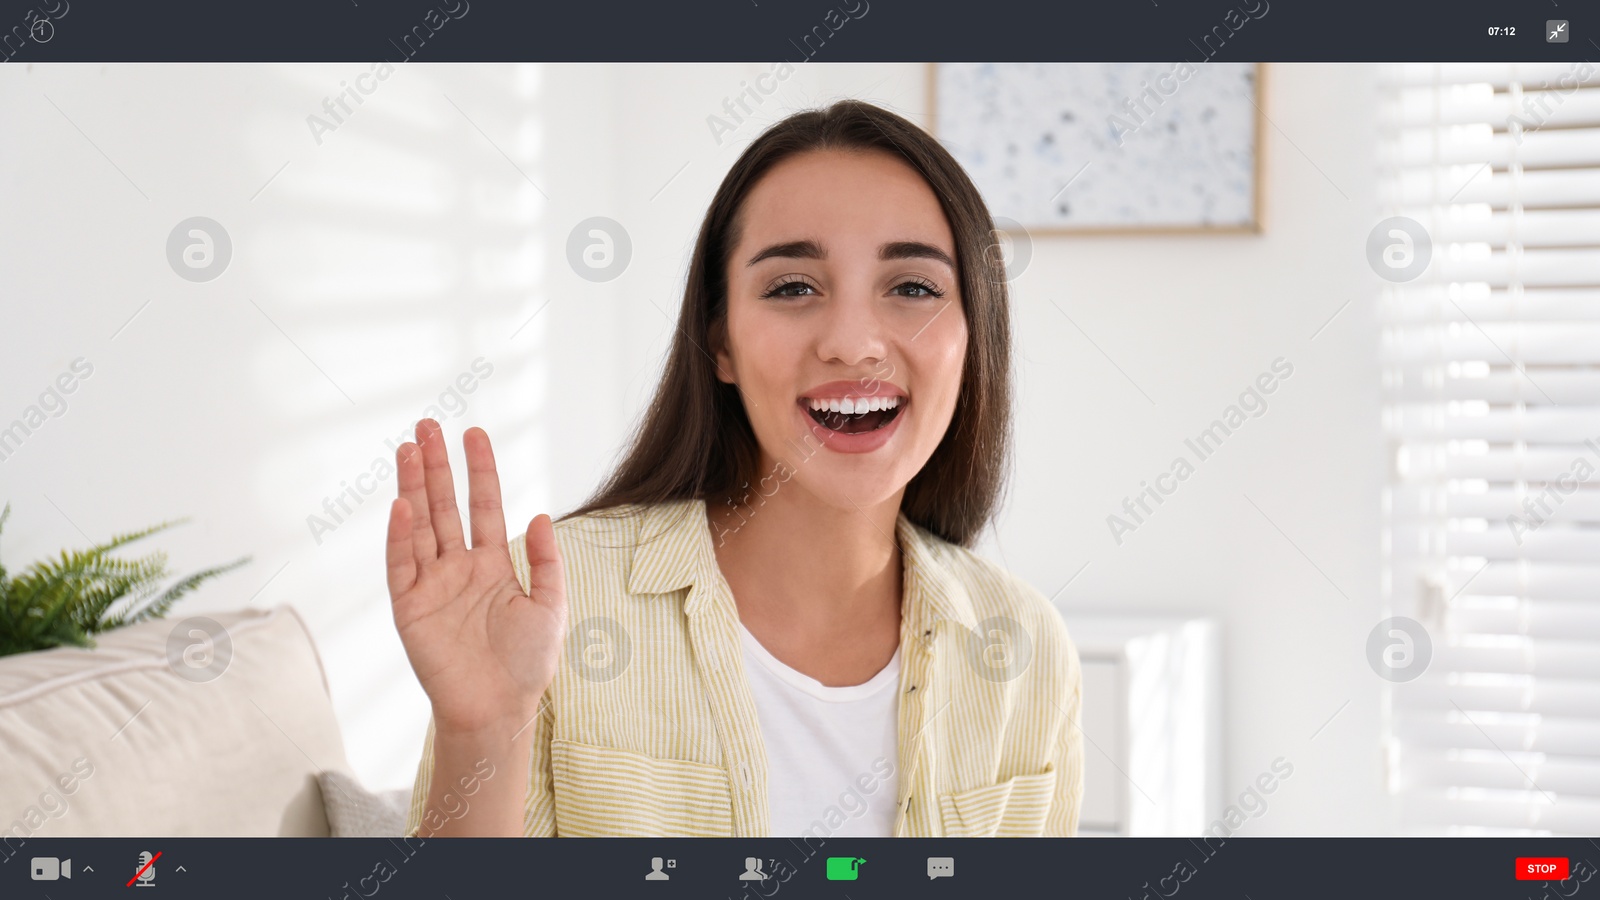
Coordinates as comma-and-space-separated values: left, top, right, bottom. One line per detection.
625, 500, 706, 596
625, 499, 980, 633
896, 513, 982, 633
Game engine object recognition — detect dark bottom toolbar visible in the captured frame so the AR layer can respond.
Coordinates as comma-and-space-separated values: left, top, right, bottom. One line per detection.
9, 836, 1598, 899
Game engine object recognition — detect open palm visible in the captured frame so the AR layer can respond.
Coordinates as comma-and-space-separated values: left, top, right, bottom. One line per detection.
385, 420, 567, 736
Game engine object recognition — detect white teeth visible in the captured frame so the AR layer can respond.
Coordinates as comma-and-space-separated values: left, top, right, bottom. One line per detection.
804, 395, 902, 414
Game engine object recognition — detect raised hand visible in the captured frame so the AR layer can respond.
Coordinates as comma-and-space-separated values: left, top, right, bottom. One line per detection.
385, 419, 568, 736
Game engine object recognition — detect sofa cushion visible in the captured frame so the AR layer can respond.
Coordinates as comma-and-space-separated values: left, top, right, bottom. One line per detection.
317, 770, 410, 837
0, 605, 348, 838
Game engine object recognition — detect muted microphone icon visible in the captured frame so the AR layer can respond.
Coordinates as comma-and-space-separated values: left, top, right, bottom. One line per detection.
135, 851, 156, 887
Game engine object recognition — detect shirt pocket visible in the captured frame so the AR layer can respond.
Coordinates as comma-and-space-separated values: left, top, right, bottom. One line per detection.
549, 738, 736, 836
936, 771, 1058, 837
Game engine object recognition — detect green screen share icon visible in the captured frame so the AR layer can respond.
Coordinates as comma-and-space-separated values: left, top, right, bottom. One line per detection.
826, 857, 865, 881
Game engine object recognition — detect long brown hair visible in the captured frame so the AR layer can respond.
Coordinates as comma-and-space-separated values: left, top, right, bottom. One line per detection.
566, 100, 1012, 547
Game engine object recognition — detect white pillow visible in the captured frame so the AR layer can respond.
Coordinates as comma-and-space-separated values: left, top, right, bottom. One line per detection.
0, 606, 346, 837
318, 770, 411, 837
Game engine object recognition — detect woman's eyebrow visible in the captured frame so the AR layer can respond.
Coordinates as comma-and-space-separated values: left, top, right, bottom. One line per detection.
745, 239, 955, 269
746, 239, 824, 266
880, 240, 955, 269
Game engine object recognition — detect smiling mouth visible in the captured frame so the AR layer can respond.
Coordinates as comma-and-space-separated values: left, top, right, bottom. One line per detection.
802, 396, 905, 435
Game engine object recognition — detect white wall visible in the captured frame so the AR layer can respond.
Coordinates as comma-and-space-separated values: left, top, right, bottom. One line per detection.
0, 62, 1386, 833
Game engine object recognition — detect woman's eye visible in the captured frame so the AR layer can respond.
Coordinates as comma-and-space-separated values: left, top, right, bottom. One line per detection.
761, 279, 945, 300
761, 280, 817, 299
894, 280, 945, 299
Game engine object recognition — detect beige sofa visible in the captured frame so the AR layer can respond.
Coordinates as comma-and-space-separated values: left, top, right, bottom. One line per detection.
0, 606, 399, 839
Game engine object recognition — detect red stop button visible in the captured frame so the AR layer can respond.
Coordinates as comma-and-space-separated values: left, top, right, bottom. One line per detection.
1516, 858, 1569, 880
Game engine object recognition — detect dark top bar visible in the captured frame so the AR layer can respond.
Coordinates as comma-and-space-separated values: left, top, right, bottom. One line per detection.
0, 0, 1589, 63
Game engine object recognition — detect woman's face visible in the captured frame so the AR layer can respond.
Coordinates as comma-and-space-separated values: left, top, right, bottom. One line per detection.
715, 148, 969, 513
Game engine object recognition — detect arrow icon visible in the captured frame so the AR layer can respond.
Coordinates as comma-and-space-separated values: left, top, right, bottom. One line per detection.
82, 865, 95, 872
175, 865, 187, 873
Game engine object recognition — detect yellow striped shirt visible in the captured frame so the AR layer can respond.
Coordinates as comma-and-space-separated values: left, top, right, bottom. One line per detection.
405, 499, 1083, 837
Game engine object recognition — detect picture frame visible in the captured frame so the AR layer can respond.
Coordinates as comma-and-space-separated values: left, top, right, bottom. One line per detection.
927, 63, 1267, 234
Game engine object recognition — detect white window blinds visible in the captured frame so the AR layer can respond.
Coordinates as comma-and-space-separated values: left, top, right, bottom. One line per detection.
1380, 62, 1600, 835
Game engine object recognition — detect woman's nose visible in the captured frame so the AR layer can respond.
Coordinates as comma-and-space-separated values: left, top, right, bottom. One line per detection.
815, 288, 891, 366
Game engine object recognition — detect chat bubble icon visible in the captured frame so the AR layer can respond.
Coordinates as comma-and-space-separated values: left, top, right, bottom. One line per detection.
927, 856, 954, 880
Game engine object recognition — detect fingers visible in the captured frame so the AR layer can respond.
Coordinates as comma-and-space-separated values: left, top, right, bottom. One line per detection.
385, 498, 418, 597
417, 418, 468, 555
395, 438, 436, 565
463, 427, 509, 553
523, 514, 567, 607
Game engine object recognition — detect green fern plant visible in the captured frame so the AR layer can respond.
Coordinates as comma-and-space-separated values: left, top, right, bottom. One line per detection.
0, 502, 251, 658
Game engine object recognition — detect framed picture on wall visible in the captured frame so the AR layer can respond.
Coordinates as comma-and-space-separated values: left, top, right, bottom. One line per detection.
928, 63, 1266, 234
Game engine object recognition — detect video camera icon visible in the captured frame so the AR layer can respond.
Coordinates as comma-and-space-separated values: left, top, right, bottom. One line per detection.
31, 857, 71, 880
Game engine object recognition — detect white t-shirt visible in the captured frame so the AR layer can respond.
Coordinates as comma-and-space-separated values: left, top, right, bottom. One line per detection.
738, 622, 901, 837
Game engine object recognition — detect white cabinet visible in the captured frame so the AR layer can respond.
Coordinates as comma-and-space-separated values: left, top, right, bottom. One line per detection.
1064, 615, 1221, 836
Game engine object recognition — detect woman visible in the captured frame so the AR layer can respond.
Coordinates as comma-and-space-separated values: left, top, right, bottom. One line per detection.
388, 99, 1083, 839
